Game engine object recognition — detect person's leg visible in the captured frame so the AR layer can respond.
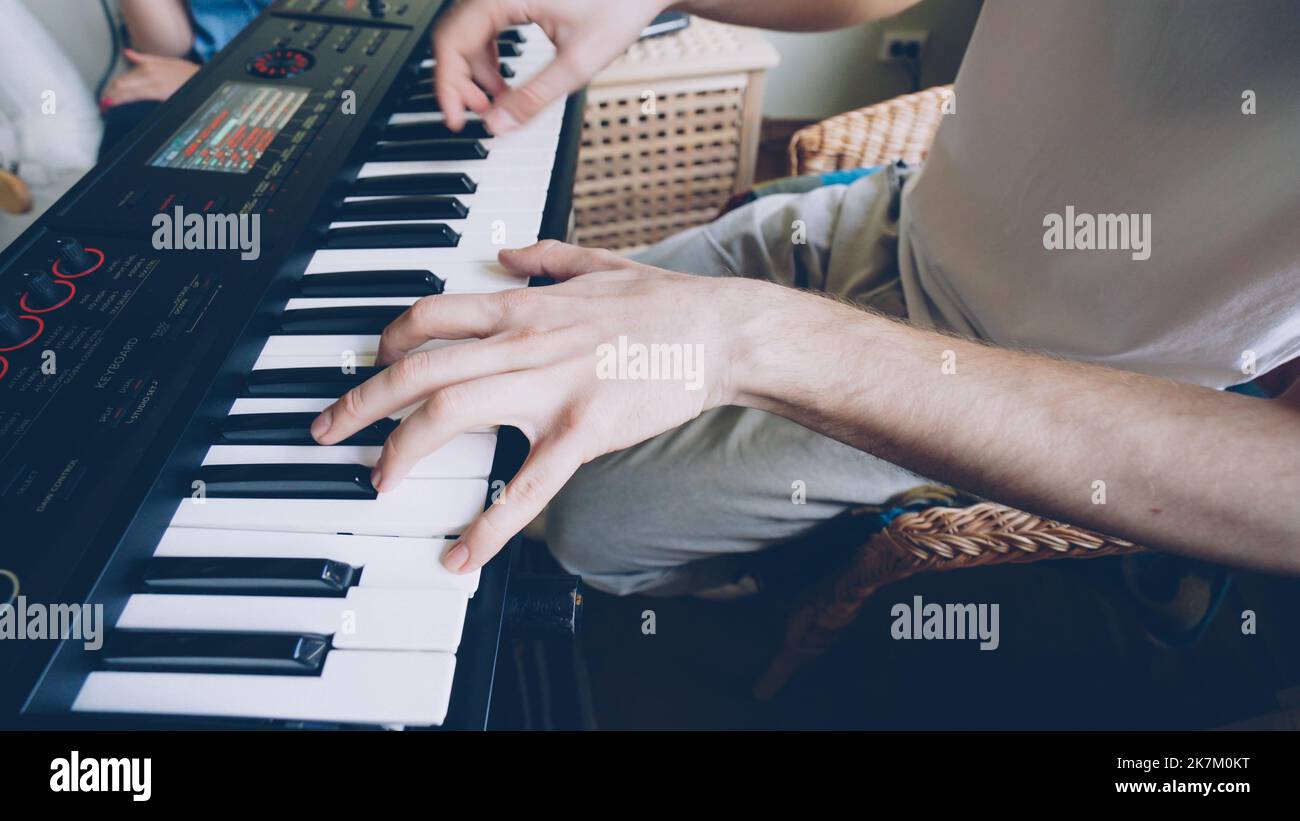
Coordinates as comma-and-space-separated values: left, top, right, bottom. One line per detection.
546, 168, 923, 596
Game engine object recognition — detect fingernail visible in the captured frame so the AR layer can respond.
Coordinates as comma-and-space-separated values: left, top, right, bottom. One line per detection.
444, 543, 470, 572
310, 408, 332, 440
486, 108, 519, 136
370, 468, 383, 492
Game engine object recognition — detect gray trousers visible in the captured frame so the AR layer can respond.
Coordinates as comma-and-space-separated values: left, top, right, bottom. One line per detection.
546, 169, 925, 595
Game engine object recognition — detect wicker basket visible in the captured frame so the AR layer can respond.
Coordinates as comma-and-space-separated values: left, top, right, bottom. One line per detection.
573, 20, 779, 252
788, 84, 954, 175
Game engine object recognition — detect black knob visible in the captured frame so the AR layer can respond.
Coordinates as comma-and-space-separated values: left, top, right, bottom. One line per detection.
56, 236, 93, 273
367, 0, 386, 17
0, 305, 25, 344
25, 271, 62, 308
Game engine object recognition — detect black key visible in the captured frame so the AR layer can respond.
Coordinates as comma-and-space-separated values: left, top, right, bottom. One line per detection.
192, 463, 378, 500
279, 305, 408, 335
370, 139, 488, 162
351, 173, 477, 196
242, 367, 383, 398
498, 42, 521, 57
103, 631, 329, 675
393, 92, 440, 113
142, 557, 358, 596
215, 412, 399, 446
336, 195, 468, 222
384, 120, 492, 141
498, 29, 526, 43
299, 269, 445, 298
498, 62, 515, 79
324, 223, 460, 249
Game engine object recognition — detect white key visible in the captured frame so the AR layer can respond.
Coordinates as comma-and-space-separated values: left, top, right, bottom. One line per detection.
328, 211, 543, 241
283, 297, 418, 310
251, 353, 378, 370
154, 528, 479, 593
170, 477, 487, 538
480, 133, 560, 154
255, 334, 460, 360
202, 432, 497, 479
303, 255, 529, 292
113, 588, 468, 651
316, 236, 536, 263
74, 650, 457, 726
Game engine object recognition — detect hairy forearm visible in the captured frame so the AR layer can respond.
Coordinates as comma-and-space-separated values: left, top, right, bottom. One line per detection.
670, 0, 919, 31
733, 283, 1300, 573
120, 0, 195, 57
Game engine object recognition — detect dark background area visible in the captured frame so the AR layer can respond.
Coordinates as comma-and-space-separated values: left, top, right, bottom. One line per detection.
495, 543, 1300, 730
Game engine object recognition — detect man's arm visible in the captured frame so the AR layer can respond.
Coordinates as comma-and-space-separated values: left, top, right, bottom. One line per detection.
674, 0, 921, 31
119, 0, 196, 58
737, 283, 1300, 575
308, 242, 1300, 576
433, 0, 920, 135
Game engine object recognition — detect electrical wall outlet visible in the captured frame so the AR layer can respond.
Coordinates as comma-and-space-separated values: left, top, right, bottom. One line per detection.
878, 29, 929, 63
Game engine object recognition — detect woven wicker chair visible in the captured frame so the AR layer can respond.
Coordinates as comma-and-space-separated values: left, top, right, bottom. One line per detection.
755, 85, 1147, 699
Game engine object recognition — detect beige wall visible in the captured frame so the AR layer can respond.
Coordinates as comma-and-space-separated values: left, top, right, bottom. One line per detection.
761, 0, 982, 120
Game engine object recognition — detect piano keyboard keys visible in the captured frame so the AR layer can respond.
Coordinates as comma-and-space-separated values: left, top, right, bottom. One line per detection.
253, 334, 432, 362
297, 268, 445, 298
152, 528, 480, 593
371, 138, 489, 162
279, 305, 410, 335
333, 196, 469, 222
216, 412, 398, 446
302, 257, 529, 292
350, 172, 476, 196
201, 433, 498, 480
191, 463, 378, 500
323, 222, 461, 250
74, 650, 458, 727
169, 476, 489, 537
65, 21, 566, 731
382, 120, 492, 141
393, 92, 440, 113
243, 366, 382, 397
141, 556, 358, 596
112, 588, 468, 651
103, 631, 330, 675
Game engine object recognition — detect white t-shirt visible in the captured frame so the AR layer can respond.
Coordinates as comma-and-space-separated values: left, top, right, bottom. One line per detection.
898, 0, 1300, 388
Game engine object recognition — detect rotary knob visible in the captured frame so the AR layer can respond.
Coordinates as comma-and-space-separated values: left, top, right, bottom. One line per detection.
25, 271, 63, 309
56, 236, 94, 273
367, 0, 387, 17
0, 305, 27, 345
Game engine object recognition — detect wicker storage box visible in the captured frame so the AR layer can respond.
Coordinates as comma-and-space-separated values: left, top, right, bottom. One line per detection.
573, 19, 779, 252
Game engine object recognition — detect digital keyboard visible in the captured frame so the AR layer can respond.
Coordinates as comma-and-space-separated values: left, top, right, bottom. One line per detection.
0, 0, 582, 729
